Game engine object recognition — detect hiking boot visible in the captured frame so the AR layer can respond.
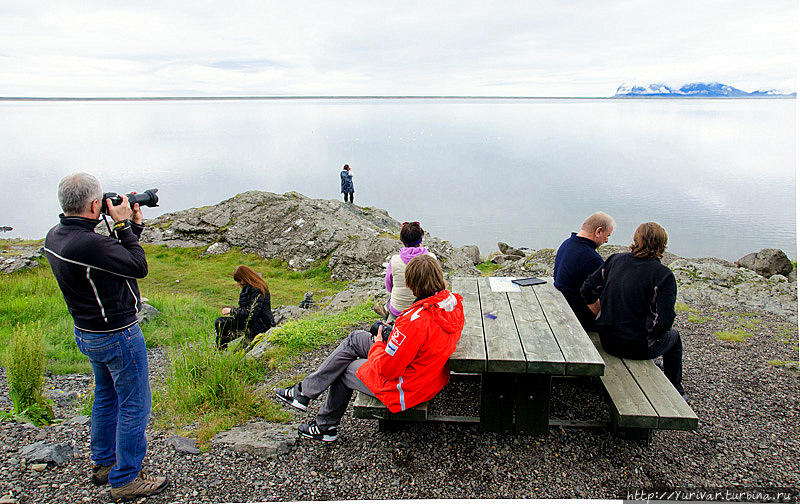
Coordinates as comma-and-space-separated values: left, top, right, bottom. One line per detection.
373, 302, 389, 319
298, 421, 338, 442
274, 383, 310, 412
110, 470, 169, 502
91, 463, 114, 485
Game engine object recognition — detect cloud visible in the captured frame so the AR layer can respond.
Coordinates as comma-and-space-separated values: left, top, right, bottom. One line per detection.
0, 0, 795, 96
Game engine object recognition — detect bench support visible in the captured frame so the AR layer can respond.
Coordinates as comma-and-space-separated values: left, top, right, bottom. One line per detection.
515, 374, 551, 434
480, 373, 515, 433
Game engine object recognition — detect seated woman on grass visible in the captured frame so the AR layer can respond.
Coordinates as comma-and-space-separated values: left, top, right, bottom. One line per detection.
374, 221, 436, 321
275, 255, 464, 442
215, 265, 275, 350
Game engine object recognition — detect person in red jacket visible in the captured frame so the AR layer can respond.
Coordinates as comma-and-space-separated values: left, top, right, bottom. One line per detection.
274, 255, 464, 442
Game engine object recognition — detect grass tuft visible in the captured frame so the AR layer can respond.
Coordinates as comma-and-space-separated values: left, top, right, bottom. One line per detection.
476, 260, 500, 276
714, 329, 752, 342
2, 322, 55, 425
675, 302, 699, 313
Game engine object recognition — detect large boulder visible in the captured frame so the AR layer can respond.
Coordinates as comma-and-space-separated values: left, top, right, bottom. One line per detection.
735, 249, 793, 278
460, 245, 481, 265
498, 242, 525, 258
141, 191, 478, 280
211, 422, 297, 460
20, 442, 73, 466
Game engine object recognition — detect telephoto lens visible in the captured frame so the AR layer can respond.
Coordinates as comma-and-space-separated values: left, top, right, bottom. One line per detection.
101, 188, 159, 214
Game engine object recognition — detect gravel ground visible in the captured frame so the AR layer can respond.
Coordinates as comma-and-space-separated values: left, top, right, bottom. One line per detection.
1, 305, 798, 503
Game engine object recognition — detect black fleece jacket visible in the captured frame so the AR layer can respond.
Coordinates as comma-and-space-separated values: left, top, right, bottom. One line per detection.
580, 252, 677, 359
230, 284, 275, 339
44, 215, 147, 333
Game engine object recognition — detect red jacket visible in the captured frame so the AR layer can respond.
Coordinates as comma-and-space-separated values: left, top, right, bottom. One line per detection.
356, 289, 465, 412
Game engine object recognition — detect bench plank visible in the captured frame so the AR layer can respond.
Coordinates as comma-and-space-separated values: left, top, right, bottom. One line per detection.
352, 392, 428, 421
508, 287, 566, 375
532, 279, 604, 376
478, 278, 526, 373
449, 277, 487, 372
589, 333, 658, 429
623, 359, 699, 430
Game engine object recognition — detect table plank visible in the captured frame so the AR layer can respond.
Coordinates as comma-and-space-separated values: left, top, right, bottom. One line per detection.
478, 277, 526, 373
623, 359, 699, 430
449, 277, 487, 372
532, 279, 604, 376
508, 287, 566, 375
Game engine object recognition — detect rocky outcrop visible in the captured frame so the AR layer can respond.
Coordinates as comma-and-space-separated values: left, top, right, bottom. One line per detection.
735, 248, 793, 278
0, 248, 42, 275
460, 245, 481, 265
140, 191, 478, 280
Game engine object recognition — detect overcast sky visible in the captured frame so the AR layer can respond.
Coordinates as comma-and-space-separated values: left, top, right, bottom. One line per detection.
0, 0, 796, 97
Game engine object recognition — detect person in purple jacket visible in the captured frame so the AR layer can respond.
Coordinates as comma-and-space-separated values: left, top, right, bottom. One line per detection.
373, 221, 436, 321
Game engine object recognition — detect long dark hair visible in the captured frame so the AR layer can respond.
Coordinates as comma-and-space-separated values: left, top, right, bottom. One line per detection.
233, 265, 269, 296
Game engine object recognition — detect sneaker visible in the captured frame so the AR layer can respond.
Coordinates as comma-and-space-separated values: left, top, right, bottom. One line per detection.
298, 421, 338, 442
373, 302, 389, 319
91, 463, 114, 485
274, 383, 310, 412
110, 470, 169, 502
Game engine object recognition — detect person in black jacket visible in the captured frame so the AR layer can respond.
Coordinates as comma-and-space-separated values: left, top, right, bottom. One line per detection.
44, 173, 169, 500
581, 221, 686, 397
215, 265, 275, 349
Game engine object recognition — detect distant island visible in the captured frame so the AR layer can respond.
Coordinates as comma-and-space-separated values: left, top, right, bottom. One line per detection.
614, 82, 795, 98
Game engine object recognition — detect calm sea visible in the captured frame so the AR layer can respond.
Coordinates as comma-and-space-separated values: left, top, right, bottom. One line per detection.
0, 98, 795, 261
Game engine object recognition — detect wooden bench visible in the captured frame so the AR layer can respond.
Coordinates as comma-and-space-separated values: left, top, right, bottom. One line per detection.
588, 332, 698, 442
353, 392, 431, 430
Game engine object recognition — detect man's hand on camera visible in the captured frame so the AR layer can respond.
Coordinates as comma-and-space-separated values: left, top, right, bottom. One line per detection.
222, 307, 231, 315
129, 191, 144, 225
107, 194, 132, 223
373, 325, 386, 343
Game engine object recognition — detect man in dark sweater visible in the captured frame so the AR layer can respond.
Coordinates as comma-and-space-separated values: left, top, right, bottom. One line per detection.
44, 173, 169, 501
581, 222, 685, 397
553, 212, 615, 330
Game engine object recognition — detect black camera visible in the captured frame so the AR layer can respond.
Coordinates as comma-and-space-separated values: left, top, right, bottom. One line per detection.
101, 189, 159, 215
369, 320, 394, 342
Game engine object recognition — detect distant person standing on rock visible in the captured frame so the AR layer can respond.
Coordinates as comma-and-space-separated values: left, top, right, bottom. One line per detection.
581, 222, 686, 399
553, 211, 615, 331
340, 164, 354, 203
374, 221, 436, 321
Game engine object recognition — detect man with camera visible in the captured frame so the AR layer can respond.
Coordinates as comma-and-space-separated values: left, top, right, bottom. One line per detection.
44, 173, 169, 501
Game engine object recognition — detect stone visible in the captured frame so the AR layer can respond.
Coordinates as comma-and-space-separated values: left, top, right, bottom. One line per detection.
735, 248, 793, 278
0, 255, 39, 275
490, 255, 506, 266
30, 463, 48, 472
166, 435, 201, 454
272, 305, 307, 326
460, 245, 481, 265
205, 241, 231, 255
246, 328, 275, 360
136, 302, 160, 324
20, 441, 74, 466
211, 422, 297, 460
0, 495, 18, 504
66, 415, 91, 427
139, 190, 478, 280
325, 278, 386, 313
498, 242, 524, 258
789, 269, 797, 283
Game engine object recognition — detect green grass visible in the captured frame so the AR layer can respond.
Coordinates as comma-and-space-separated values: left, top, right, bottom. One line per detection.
476, 260, 500, 276
714, 329, 752, 342
675, 302, 699, 313
0, 245, 348, 373
153, 337, 290, 445
2, 322, 55, 425
686, 314, 710, 324
262, 302, 375, 369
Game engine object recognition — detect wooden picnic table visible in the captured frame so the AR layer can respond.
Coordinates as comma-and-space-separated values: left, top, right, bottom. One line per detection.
449, 276, 605, 434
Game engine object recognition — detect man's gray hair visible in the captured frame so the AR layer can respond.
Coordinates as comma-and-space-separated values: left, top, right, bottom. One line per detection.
58, 173, 102, 215
581, 211, 615, 233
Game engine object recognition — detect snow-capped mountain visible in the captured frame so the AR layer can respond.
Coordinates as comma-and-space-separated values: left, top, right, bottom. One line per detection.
614, 82, 795, 97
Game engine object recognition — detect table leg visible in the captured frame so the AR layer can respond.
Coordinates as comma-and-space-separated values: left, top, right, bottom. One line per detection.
515, 374, 551, 434
480, 373, 515, 433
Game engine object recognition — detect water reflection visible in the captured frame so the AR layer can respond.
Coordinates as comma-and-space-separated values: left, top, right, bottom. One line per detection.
0, 99, 794, 260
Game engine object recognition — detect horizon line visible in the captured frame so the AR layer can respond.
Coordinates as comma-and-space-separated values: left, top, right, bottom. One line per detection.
0, 95, 795, 101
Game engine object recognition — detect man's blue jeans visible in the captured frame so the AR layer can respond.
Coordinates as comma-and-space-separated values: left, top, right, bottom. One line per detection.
74, 324, 151, 487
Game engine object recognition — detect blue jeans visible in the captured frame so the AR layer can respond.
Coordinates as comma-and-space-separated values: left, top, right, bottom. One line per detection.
646, 328, 684, 395
74, 324, 151, 487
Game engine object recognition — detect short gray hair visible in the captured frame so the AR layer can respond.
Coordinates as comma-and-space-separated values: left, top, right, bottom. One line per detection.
58, 173, 102, 215
581, 211, 615, 233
